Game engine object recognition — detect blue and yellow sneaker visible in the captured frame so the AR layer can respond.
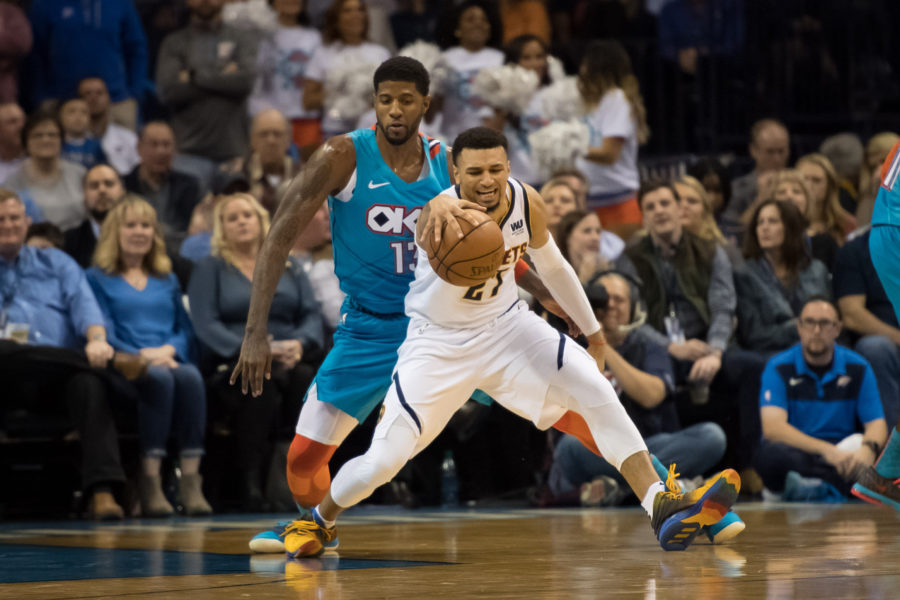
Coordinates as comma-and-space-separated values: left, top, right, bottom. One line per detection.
249, 518, 340, 554
650, 466, 741, 551
650, 456, 745, 544
852, 466, 900, 511
283, 510, 339, 559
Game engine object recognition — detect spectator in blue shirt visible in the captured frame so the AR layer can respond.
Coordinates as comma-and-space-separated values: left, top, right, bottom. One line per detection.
59, 98, 106, 169
0, 188, 127, 520
834, 226, 900, 429
86, 196, 211, 518
756, 297, 888, 500
27, 0, 148, 131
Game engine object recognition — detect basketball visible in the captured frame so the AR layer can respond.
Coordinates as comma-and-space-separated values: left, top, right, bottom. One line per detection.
426, 209, 506, 287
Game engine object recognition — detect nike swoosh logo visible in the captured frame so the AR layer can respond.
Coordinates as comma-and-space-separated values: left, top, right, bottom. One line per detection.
789, 377, 803, 386
368, 180, 390, 189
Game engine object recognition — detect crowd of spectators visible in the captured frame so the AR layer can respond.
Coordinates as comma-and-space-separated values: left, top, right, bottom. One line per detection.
1, 0, 898, 518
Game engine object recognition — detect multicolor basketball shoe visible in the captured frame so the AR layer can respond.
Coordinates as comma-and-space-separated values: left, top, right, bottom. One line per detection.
282, 510, 339, 559
851, 467, 900, 512
249, 517, 340, 554
650, 466, 741, 551
651, 456, 746, 544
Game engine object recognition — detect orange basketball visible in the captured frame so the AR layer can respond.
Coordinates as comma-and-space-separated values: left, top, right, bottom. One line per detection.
426, 209, 506, 287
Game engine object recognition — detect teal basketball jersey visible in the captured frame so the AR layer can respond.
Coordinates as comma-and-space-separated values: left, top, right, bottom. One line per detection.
328, 128, 450, 314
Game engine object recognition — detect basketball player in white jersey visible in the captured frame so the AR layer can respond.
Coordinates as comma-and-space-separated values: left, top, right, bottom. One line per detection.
280, 128, 741, 557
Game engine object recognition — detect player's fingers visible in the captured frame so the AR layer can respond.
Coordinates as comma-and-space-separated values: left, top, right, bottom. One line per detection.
229, 359, 241, 386
441, 216, 464, 241
457, 199, 486, 212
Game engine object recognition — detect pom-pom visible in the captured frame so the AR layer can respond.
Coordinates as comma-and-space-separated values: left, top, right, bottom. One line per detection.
398, 41, 449, 93
471, 65, 540, 115
528, 120, 590, 180
324, 60, 380, 123
547, 55, 567, 83
538, 76, 585, 122
223, 0, 278, 34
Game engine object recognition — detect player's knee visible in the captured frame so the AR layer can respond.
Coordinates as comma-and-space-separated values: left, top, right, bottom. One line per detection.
286, 435, 338, 507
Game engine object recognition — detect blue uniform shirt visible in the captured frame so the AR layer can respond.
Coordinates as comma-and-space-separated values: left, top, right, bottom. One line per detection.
329, 128, 450, 315
760, 343, 883, 443
0, 246, 105, 349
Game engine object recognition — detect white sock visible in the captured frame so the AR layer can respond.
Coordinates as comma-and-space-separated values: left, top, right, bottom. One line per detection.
313, 505, 336, 529
641, 481, 666, 518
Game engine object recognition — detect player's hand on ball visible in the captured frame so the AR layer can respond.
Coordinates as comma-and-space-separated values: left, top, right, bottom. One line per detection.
422, 194, 486, 247
230, 331, 273, 397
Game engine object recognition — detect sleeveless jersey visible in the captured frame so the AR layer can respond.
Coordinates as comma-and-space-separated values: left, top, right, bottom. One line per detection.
872, 139, 900, 227
329, 128, 450, 315
405, 177, 533, 328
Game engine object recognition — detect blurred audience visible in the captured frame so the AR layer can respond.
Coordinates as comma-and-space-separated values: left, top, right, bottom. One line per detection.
0, 1, 31, 103
124, 121, 203, 241
5, 111, 85, 230
796, 153, 856, 243
557, 209, 610, 283
157, 0, 258, 187
59, 98, 106, 169
575, 40, 649, 241
78, 77, 141, 175
189, 193, 323, 511
290, 199, 343, 331
25, 220, 63, 250
249, 0, 323, 161
87, 197, 211, 517
28, 0, 147, 130
0, 189, 126, 520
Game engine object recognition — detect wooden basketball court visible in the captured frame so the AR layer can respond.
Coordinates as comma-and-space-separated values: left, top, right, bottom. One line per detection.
1, 502, 898, 599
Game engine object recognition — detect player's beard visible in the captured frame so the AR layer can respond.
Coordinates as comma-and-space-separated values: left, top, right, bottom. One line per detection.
378, 120, 417, 146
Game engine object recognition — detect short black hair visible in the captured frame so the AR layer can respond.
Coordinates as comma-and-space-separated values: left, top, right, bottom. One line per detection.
451, 127, 508, 165
26, 222, 64, 249
374, 57, 430, 96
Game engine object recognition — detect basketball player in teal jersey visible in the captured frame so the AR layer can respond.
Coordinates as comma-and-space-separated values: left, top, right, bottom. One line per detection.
853, 139, 900, 511
233, 57, 566, 552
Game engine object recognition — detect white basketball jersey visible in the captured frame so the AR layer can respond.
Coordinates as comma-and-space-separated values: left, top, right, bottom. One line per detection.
406, 178, 532, 329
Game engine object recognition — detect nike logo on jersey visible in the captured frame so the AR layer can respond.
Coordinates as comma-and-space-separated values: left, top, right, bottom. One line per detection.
368, 180, 391, 189
789, 377, 804, 386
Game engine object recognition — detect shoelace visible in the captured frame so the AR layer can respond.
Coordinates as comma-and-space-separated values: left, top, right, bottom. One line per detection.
281, 519, 319, 538
660, 463, 682, 500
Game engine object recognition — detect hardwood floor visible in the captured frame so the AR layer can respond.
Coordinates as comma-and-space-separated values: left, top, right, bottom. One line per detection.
1, 502, 898, 599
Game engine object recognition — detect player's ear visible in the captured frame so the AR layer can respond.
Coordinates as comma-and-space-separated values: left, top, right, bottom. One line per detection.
422, 94, 431, 113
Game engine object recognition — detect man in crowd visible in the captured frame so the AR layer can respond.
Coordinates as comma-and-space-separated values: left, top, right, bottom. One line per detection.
64, 164, 126, 268
722, 118, 790, 236
78, 78, 141, 175
124, 121, 203, 239
156, 0, 257, 188
0, 189, 128, 520
757, 298, 887, 500
619, 180, 767, 484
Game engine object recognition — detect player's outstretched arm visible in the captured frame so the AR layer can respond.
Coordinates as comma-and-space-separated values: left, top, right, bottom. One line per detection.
230, 136, 355, 396
522, 184, 606, 364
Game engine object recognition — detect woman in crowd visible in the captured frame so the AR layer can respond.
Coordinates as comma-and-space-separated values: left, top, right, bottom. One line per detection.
303, 0, 391, 140
796, 153, 856, 242
575, 40, 649, 241
249, 0, 323, 160
5, 111, 85, 230
734, 198, 830, 352
762, 168, 841, 270
188, 193, 324, 512
674, 174, 740, 265
686, 157, 731, 223
87, 197, 211, 518
541, 177, 579, 239
557, 209, 610, 284
435, 0, 504, 143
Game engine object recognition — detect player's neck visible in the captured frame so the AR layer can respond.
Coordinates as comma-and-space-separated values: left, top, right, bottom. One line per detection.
484, 191, 509, 222
375, 131, 423, 180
